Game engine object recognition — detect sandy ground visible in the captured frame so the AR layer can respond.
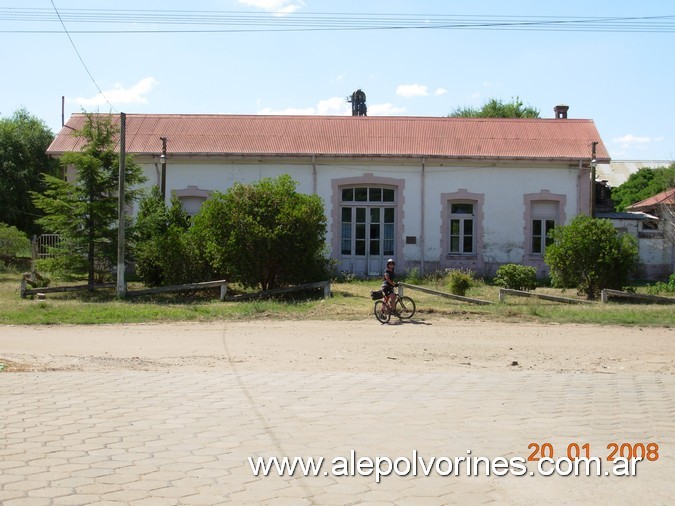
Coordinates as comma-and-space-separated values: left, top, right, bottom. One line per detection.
1, 317, 673, 374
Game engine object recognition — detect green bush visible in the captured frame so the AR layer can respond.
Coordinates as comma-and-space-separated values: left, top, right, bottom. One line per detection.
647, 273, 675, 295
424, 269, 449, 283
403, 267, 423, 285
332, 270, 356, 283
494, 264, 538, 291
545, 216, 638, 300
133, 187, 213, 287
446, 269, 474, 296
191, 175, 329, 290
0, 222, 30, 257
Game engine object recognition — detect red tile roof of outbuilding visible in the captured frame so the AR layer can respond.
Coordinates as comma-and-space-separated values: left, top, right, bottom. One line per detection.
47, 113, 610, 162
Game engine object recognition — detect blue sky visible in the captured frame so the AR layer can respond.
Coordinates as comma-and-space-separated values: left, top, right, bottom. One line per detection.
1, 0, 673, 161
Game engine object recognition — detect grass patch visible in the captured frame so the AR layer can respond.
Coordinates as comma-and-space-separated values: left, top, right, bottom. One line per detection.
0, 273, 673, 327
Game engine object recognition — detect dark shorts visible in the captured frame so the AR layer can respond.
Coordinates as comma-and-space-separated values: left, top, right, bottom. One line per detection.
382, 284, 394, 296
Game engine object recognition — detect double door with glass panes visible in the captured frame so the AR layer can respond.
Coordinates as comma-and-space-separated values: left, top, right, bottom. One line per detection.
340, 186, 395, 276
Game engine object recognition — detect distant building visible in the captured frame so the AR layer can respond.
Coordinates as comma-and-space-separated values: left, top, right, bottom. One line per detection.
596, 160, 672, 188
627, 188, 675, 212
597, 188, 675, 279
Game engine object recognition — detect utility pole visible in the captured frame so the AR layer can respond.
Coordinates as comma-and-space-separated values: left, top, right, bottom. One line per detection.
590, 141, 598, 217
160, 137, 167, 201
116, 113, 127, 298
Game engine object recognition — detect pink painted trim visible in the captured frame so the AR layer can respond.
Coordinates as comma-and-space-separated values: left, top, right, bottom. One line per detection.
173, 185, 213, 199
523, 190, 566, 273
330, 174, 406, 270
577, 167, 592, 215
439, 189, 485, 272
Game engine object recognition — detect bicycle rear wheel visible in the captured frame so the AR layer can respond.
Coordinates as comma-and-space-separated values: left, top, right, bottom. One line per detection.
374, 300, 391, 323
395, 296, 416, 319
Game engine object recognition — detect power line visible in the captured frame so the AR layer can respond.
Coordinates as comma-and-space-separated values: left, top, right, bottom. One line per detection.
48, 1, 117, 112
1, 8, 674, 34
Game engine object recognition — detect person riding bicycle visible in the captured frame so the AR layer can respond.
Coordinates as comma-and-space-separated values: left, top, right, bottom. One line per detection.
381, 259, 398, 314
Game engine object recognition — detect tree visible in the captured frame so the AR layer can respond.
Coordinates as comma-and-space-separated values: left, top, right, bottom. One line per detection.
544, 215, 638, 300
134, 186, 213, 286
449, 97, 540, 118
31, 113, 146, 284
191, 175, 329, 290
0, 222, 30, 257
658, 196, 675, 248
611, 164, 675, 211
0, 109, 59, 235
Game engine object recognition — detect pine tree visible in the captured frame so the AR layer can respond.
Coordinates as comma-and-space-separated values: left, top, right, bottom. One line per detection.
32, 113, 146, 284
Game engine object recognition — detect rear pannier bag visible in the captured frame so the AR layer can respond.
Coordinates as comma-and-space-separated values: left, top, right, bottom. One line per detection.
370, 290, 384, 300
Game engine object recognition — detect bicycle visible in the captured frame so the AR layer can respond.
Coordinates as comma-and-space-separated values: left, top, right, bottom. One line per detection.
372, 285, 416, 323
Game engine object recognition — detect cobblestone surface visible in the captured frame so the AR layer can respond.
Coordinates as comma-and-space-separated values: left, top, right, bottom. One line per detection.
1, 370, 673, 504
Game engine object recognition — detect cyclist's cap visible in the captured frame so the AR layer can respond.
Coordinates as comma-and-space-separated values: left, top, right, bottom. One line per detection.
387, 259, 395, 264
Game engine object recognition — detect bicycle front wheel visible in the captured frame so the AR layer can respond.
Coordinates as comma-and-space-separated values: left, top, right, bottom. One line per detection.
374, 300, 391, 323
395, 296, 416, 319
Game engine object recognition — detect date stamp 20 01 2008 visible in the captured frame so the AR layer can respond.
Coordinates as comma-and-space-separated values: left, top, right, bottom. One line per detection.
527, 442, 660, 462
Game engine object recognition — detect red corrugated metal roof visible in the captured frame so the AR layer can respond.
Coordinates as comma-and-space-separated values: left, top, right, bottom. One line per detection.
627, 188, 675, 211
47, 113, 611, 162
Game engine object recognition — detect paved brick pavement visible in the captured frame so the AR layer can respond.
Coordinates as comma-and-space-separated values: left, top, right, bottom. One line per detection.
1, 370, 673, 505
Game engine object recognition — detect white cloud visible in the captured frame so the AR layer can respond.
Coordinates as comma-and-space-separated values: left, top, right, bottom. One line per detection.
238, 0, 305, 14
612, 134, 658, 146
434, 88, 447, 96
317, 97, 351, 115
257, 96, 350, 116
611, 134, 665, 156
257, 106, 317, 115
396, 84, 429, 97
612, 134, 663, 157
257, 97, 404, 116
367, 103, 406, 115
69, 77, 159, 107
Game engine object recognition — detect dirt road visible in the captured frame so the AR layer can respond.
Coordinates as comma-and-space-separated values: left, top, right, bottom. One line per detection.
1, 318, 672, 374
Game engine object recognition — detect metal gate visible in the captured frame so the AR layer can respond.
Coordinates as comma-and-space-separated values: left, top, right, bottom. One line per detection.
32, 234, 60, 260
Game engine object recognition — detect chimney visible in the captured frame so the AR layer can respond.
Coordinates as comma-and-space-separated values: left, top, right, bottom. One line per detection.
554, 104, 569, 119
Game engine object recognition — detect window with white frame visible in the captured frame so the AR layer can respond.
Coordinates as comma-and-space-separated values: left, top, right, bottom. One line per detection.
449, 202, 475, 254
531, 201, 558, 255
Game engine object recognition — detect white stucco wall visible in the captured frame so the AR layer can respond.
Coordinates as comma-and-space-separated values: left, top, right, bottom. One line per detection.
141, 158, 315, 196
134, 156, 587, 277
609, 217, 674, 280
423, 164, 580, 271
